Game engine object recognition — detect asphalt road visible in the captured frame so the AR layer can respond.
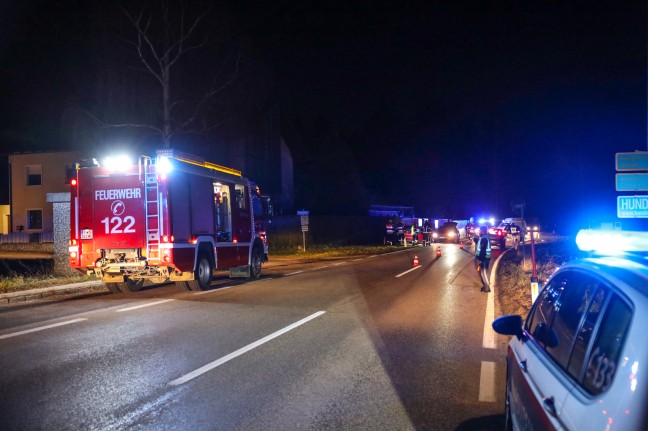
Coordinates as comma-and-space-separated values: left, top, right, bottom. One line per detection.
0, 243, 510, 430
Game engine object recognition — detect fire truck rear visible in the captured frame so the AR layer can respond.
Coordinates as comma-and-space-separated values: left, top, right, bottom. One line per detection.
69, 150, 270, 293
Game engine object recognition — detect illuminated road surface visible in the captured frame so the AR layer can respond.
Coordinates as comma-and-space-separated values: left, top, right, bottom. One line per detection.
0, 243, 510, 430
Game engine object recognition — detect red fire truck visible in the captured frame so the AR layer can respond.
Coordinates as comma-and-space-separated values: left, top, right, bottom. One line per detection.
68, 149, 271, 293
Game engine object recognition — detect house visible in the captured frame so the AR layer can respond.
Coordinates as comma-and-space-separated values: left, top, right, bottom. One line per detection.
8, 151, 80, 235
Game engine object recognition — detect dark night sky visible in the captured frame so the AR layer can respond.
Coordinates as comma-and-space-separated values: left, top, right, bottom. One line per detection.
0, 1, 646, 232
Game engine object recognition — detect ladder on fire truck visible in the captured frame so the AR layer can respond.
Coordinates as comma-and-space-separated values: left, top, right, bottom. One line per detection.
142, 157, 160, 261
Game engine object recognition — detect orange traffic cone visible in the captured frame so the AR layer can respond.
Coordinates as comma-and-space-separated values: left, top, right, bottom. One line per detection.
460, 242, 464, 249
413, 255, 419, 266
437, 247, 442, 257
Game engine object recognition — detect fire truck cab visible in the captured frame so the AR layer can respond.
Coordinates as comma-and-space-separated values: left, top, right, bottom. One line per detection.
69, 149, 271, 293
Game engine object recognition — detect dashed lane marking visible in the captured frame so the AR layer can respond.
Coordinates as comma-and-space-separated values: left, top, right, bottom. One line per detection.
0, 318, 88, 340
395, 266, 422, 278
115, 299, 175, 312
479, 361, 497, 402
169, 311, 326, 386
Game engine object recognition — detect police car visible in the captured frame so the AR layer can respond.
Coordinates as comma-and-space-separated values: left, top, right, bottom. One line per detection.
492, 230, 648, 430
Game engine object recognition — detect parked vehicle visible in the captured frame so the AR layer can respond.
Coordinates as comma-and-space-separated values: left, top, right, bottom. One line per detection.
432, 221, 460, 243
68, 150, 271, 292
488, 221, 521, 249
492, 229, 648, 431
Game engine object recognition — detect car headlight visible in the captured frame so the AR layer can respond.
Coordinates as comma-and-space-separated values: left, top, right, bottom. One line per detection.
432, 233, 438, 238
448, 232, 455, 237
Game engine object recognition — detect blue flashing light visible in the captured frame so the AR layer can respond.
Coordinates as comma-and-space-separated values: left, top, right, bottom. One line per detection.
576, 229, 648, 253
158, 156, 173, 175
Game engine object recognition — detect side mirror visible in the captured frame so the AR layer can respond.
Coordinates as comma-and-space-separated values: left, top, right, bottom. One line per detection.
492, 315, 523, 338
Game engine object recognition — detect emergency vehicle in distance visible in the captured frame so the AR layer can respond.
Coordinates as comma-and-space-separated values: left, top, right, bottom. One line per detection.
68, 149, 271, 293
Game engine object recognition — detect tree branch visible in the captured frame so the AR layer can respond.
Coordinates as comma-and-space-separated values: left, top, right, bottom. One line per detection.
121, 6, 165, 86
84, 109, 163, 135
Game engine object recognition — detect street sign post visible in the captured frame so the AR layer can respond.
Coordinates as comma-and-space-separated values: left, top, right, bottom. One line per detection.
616, 173, 648, 191
617, 196, 648, 218
616, 152, 648, 171
297, 210, 309, 251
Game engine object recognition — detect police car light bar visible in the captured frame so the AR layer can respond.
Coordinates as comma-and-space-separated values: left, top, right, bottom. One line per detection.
576, 229, 648, 253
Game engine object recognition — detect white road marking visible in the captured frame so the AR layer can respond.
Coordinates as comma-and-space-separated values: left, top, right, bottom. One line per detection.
116, 299, 175, 312
483, 252, 502, 349
192, 277, 274, 295
193, 286, 235, 295
314, 265, 329, 269
331, 262, 346, 266
479, 361, 497, 402
0, 318, 87, 340
286, 270, 305, 275
395, 265, 422, 278
482, 289, 496, 349
169, 311, 326, 386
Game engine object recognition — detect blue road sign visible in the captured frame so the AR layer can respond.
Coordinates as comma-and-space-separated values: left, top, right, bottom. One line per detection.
616, 152, 648, 171
617, 196, 648, 218
616, 173, 648, 191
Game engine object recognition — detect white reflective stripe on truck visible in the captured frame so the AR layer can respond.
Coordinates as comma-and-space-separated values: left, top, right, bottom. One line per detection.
75, 196, 79, 238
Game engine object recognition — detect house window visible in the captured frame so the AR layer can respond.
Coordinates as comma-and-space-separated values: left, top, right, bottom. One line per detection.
26, 165, 42, 186
27, 210, 43, 229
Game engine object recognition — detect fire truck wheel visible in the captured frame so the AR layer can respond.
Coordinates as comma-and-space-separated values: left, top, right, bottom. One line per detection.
120, 278, 145, 292
250, 247, 263, 279
105, 283, 122, 293
187, 254, 212, 291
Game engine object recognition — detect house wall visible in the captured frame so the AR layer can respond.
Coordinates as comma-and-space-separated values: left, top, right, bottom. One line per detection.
0, 205, 9, 234
9, 151, 79, 233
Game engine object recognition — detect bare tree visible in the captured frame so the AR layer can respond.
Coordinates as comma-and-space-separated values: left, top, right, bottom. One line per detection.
90, 1, 240, 148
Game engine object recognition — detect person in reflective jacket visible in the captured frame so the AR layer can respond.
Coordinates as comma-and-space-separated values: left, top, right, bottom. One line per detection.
475, 225, 492, 293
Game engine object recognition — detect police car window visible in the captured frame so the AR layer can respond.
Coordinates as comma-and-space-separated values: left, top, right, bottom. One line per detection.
545, 273, 599, 370
583, 296, 631, 395
567, 284, 609, 380
526, 276, 565, 347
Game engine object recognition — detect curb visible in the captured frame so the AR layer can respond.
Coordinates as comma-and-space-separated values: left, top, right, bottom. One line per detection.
0, 281, 105, 304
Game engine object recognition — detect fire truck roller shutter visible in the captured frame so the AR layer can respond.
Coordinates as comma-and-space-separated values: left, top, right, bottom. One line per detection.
168, 172, 191, 240
189, 175, 215, 235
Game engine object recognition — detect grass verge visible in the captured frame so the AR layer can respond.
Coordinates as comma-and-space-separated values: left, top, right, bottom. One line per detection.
0, 274, 94, 294
270, 244, 406, 259
1, 245, 405, 294
496, 238, 583, 317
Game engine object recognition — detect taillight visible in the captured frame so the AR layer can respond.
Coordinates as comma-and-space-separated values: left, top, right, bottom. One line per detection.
162, 235, 174, 243
70, 239, 78, 246
162, 248, 171, 263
